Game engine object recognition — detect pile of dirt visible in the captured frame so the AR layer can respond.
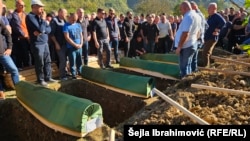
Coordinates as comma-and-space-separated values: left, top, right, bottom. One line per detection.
115, 48, 250, 140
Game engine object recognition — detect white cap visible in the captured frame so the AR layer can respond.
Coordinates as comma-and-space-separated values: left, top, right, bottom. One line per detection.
31, 0, 45, 6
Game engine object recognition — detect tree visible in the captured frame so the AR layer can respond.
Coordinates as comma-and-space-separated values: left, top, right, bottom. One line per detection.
134, 0, 173, 15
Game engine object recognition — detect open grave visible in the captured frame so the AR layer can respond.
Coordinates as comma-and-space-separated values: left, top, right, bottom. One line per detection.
0, 69, 178, 141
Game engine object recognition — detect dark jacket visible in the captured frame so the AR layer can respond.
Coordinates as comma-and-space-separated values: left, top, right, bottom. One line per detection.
9, 10, 27, 42
105, 16, 119, 39
0, 20, 12, 56
25, 12, 51, 45
49, 16, 66, 46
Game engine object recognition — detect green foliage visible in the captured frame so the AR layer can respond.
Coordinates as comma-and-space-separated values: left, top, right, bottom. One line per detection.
134, 0, 173, 16
245, 0, 250, 8
3, 0, 131, 15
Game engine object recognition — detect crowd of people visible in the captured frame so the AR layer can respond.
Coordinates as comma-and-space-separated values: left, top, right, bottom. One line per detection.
0, 0, 248, 99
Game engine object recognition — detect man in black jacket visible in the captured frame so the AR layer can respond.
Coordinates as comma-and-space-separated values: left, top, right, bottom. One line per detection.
26, 0, 56, 86
0, 0, 19, 99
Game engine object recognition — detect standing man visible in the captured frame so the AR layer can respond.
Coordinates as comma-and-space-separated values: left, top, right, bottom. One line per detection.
0, 0, 19, 99
202, 2, 226, 68
63, 13, 83, 79
105, 8, 120, 64
26, 0, 56, 86
157, 13, 173, 53
190, 1, 207, 72
144, 14, 159, 53
175, 1, 201, 78
123, 11, 134, 57
50, 8, 68, 80
10, 0, 32, 70
77, 8, 91, 66
92, 8, 113, 69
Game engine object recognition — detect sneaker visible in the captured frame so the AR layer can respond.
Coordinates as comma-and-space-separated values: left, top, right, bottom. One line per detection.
39, 81, 48, 87
46, 78, 58, 83
72, 76, 77, 80
106, 65, 114, 69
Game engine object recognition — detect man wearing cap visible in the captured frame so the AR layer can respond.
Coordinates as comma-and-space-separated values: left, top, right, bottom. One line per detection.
25, 0, 56, 86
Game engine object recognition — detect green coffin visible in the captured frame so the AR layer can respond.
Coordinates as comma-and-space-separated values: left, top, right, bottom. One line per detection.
15, 81, 103, 135
80, 66, 155, 97
140, 53, 179, 64
120, 57, 180, 79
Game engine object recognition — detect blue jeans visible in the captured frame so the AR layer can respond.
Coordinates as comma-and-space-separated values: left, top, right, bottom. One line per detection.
67, 47, 82, 77
146, 40, 156, 53
109, 38, 120, 63
242, 37, 250, 44
0, 55, 19, 84
191, 42, 199, 72
179, 45, 196, 78
82, 41, 89, 65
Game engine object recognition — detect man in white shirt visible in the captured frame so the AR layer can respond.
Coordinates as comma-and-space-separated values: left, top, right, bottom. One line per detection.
157, 13, 173, 53
174, 1, 201, 78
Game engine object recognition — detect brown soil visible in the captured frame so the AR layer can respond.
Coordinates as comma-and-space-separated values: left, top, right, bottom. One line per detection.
1, 47, 250, 141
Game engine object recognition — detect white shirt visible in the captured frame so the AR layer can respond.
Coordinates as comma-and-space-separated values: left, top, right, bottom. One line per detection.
157, 20, 171, 38
175, 10, 201, 49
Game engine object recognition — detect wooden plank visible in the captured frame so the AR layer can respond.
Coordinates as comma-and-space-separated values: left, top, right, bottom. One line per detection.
152, 88, 210, 125
119, 66, 180, 81
198, 67, 250, 77
191, 84, 250, 96
19, 63, 59, 82
211, 55, 250, 66
213, 48, 234, 55
235, 58, 250, 61
17, 98, 87, 137
109, 129, 115, 141
82, 78, 150, 98
230, 53, 249, 59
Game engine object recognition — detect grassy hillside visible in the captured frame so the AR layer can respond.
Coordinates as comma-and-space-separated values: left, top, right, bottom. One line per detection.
4, 0, 131, 15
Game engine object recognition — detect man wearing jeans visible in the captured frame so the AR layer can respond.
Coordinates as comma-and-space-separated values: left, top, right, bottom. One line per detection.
105, 8, 120, 64
175, 1, 201, 79
0, 0, 19, 99
92, 8, 113, 69
77, 8, 91, 66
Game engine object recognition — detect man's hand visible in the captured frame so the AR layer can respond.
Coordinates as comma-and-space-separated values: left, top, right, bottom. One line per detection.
175, 47, 181, 55
33, 31, 41, 36
95, 41, 100, 49
4, 49, 12, 56
55, 43, 61, 51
